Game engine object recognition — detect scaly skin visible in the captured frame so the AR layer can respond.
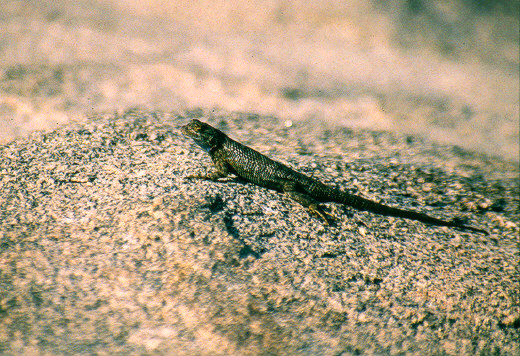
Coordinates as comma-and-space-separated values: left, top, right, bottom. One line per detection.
181, 119, 488, 234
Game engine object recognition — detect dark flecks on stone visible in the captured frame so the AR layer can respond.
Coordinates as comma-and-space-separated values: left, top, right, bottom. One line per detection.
0, 109, 518, 355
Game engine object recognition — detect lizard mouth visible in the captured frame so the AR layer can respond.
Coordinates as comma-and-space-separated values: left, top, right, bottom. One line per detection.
181, 119, 218, 152
181, 122, 210, 150
180, 124, 196, 137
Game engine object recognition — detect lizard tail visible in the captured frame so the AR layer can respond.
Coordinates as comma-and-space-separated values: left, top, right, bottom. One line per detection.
337, 192, 488, 235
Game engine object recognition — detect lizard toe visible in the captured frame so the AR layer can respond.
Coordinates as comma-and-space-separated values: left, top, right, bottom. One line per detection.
309, 204, 334, 225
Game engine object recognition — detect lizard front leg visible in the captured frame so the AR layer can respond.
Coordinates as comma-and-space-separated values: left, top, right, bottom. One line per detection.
186, 170, 228, 181
186, 153, 230, 181
282, 181, 334, 224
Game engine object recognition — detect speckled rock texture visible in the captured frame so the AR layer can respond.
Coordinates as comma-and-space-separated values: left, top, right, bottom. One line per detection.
0, 110, 518, 355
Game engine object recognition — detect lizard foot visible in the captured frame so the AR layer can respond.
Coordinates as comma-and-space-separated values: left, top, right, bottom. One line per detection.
185, 171, 227, 181
309, 204, 335, 225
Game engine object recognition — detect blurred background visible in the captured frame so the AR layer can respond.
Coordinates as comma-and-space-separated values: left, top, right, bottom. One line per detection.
0, 0, 518, 161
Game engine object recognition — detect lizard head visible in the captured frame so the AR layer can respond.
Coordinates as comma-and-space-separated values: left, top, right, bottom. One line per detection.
181, 119, 226, 152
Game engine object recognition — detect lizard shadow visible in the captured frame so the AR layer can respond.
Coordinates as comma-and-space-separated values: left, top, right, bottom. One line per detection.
188, 174, 364, 228
223, 177, 362, 228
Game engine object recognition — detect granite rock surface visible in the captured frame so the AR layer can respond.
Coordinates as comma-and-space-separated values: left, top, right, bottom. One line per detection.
0, 110, 518, 354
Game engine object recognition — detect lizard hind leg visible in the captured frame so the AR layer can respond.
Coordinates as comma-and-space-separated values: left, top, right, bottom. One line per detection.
283, 183, 335, 225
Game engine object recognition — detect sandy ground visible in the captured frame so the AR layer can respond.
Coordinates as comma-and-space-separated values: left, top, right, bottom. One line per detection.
1, 0, 519, 355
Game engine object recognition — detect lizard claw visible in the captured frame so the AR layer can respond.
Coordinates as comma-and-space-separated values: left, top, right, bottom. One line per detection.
309, 204, 335, 225
185, 171, 227, 181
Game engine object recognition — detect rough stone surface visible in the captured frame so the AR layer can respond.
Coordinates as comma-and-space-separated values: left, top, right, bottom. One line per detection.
1, 110, 518, 355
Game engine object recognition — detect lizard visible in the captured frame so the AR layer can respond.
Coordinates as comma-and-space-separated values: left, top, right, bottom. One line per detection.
181, 119, 488, 235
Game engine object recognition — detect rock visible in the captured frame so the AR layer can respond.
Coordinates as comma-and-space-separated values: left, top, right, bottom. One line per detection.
0, 110, 518, 354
